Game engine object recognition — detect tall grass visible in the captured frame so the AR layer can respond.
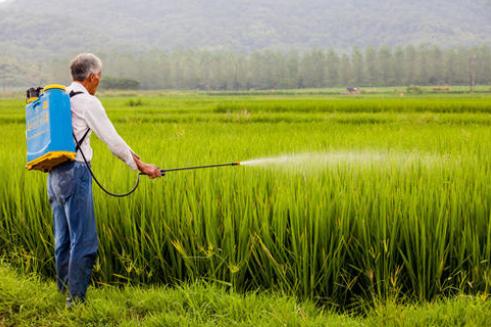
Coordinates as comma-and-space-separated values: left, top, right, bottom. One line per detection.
0, 94, 490, 306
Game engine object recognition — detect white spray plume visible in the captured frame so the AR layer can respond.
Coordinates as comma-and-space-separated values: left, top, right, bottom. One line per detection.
240, 151, 446, 171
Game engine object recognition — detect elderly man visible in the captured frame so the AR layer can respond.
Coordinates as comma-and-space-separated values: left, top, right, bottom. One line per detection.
47, 53, 160, 307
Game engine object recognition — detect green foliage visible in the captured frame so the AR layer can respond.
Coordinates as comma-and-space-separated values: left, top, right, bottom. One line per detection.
100, 77, 140, 90
125, 98, 144, 107
0, 94, 490, 308
2, 0, 491, 54
406, 86, 424, 94
0, 264, 351, 326
3, 46, 491, 91
2, 264, 491, 326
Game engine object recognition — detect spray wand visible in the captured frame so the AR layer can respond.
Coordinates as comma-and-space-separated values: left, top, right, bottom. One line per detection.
160, 162, 240, 174
80, 149, 241, 198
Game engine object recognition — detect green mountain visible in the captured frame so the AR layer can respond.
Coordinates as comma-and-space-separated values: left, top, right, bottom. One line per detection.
1, 0, 490, 59
1, 0, 490, 88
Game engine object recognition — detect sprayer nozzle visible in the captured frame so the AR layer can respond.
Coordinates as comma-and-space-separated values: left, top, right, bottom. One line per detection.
233, 161, 240, 166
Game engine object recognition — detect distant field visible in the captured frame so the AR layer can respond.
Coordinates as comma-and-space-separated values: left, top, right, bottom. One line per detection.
1, 92, 490, 308
2, 85, 491, 98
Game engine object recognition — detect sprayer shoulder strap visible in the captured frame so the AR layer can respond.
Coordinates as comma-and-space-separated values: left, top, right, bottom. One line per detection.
73, 128, 91, 152
69, 90, 84, 98
69, 91, 90, 151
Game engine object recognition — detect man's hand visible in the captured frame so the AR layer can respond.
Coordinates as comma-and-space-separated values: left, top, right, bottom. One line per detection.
132, 154, 162, 179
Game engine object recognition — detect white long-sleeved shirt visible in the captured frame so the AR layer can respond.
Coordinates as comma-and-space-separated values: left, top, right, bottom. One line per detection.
67, 82, 138, 170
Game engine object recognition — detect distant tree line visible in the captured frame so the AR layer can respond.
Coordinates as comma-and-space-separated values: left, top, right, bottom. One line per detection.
98, 45, 491, 90
99, 77, 140, 90
2, 45, 491, 90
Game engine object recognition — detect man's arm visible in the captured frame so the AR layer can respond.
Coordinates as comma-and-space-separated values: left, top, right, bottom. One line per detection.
83, 97, 161, 178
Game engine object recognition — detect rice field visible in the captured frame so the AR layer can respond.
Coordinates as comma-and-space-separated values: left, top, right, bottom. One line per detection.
0, 92, 490, 307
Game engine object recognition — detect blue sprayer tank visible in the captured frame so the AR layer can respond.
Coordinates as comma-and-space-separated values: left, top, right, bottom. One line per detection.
25, 84, 76, 172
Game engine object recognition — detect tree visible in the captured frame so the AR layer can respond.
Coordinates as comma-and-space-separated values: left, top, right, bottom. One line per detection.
416, 45, 431, 85
300, 49, 326, 88
405, 45, 418, 85
340, 54, 353, 85
392, 46, 405, 86
352, 47, 364, 86
365, 47, 378, 86
444, 48, 458, 85
428, 46, 444, 85
100, 77, 140, 90
326, 50, 340, 87
378, 46, 394, 86
476, 46, 491, 85
7, 45, 491, 90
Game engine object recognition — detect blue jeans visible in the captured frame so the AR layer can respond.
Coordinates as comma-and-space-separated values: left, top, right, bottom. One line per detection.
47, 161, 98, 301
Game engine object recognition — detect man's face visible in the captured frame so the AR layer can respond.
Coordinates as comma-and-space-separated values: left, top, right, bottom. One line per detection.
86, 71, 102, 95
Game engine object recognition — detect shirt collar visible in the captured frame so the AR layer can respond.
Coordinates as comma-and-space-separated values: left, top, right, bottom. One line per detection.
68, 81, 89, 94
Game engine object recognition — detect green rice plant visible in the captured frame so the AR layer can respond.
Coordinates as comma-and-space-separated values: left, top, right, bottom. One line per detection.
0, 94, 490, 307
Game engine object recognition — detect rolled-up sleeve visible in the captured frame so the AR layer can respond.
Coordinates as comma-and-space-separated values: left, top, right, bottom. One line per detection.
83, 97, 138, 170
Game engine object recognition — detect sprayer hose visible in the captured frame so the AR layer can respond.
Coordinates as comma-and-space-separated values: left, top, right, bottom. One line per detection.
77, 145, 238, 197
78, 146, 141, 198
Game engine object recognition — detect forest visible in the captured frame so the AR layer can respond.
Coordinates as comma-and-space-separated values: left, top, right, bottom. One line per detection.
3, 45, 490, 90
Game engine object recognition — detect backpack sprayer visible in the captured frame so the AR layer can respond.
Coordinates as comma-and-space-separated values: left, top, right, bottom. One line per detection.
25, 84, 240, 197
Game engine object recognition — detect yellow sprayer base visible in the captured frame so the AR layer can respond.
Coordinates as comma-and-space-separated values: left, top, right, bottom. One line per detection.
26, 151, 76, 172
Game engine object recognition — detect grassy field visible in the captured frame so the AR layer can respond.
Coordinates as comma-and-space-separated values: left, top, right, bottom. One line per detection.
2, 263, 491, 326
0, 91, 490, 310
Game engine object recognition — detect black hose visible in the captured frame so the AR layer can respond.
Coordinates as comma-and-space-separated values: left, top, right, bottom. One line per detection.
78, 144, 238, 197
78, 146, 142, 198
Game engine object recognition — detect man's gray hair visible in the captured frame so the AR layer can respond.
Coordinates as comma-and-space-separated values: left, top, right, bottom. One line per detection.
70, 53, 103, 81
